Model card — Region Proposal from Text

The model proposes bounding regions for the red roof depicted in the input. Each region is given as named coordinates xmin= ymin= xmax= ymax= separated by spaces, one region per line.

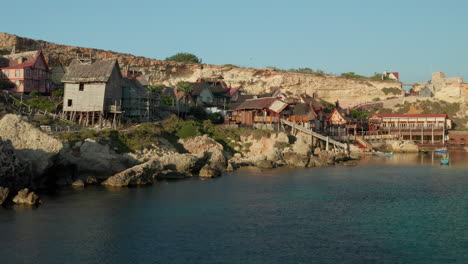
xmin=227 ymin=86 xmax=241 ymax=96
xmin=392 ymin=72 xmax=399 ymax=80
xmin=0 ymin=50 xmax=45 ymax=70
xmin=375 ymin=113 xmax=448 ymax=118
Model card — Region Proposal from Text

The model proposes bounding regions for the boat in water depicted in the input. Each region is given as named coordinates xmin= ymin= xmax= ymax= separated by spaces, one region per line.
xmin=440 ymin=157 xmax=450 ymax=165
xmin=435 ymin=148 xmax=447 ymax=153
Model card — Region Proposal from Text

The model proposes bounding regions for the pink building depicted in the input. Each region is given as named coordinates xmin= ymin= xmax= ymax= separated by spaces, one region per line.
xmin=0 ymin=50 xmax=51 ymax=93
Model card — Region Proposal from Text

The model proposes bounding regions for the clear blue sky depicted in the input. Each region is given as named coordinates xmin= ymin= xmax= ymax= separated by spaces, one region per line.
xmin=4 ymin=0 xmax=468 ymax=83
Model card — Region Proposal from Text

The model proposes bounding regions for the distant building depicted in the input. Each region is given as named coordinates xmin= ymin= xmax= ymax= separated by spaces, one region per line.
xmin=369 ymin=113 xmax=451 ymax=144
xmin=382 ymin=71 xmax=399 ymax=81
xmin=0 ymin=50 xmax=51 ymax=93
xmin=61 ymin=59 xmax=123 ymax=127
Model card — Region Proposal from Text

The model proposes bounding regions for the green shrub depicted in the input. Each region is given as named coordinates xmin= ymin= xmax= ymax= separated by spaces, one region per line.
xmin=27 ymin=98 xmax=55 ymax=112
xmin=176 ymin=124 xmax=200 ymax=139
xmin=52 ymin=89 xmax=64 ymax=97
xmin=208 ymin=112 xmax=224 ymax=124
xmin=189 ymin=106 xmax=207 ymax=119
xmin=165 ymin=53 xmax=202 ymax=63
xmin=29 ymin=90 xmax=41 ymax=96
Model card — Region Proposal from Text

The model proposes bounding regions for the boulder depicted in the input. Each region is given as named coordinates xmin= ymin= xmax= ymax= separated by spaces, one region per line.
xmin=255 ymin=160 xmax=275 ymax=169
xmin=0 ymin=187 xmax=9 ymax=206
xmin=103 ymin=159 xmax=162 ymax=187
xmin=226 ymin=163 xmax=234 ymax=172
xmin=0 ymin=137 xmax=31 ymax=190
xmin=179 ymin=135 xmax=223 ymax=154
xmin=318 ymin=151 xmax=336 ymax=165
xmin=199 ymin=164 xmax=221 ymax=178
xmin=292 ymin=134 xmax=312 ymax=156
xmin=158 ymin=153 xmax=199 ymax=176
xmin=58 ymin=139 xmax=136 ymax=180
xmin=207 ymin=149 xmax=227 ymax=171
xmin=0 ymin=114 xmax=63 ymax=176
xmin=12 ymin=188 xmax=41 ymax=206
xmin=283 ymin=151 xmax=309 ymax=168
xmin=71 ymin=179 xmax=85 ymax=187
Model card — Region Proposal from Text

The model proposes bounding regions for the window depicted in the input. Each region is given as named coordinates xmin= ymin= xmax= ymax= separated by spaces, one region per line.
xmin=67 ymin=99 xmax=73 ymax=107
xmin=15 ymin=70 xmax=20 ymax=77
xmin=4 ymin=70 xmax=9 ymax=78
xmin=15 ymin=80 xmax=20 ymax=87
xmin=79 ymin=83 xmax=84 ymax=91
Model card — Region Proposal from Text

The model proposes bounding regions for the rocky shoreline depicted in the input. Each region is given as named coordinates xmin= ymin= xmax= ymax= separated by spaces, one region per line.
xmin=0 ymin=114 xmax=355 ymax=207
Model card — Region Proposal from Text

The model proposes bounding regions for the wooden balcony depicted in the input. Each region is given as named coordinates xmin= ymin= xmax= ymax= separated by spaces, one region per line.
xmin=254 ymin=116 xmax=279 ymax=123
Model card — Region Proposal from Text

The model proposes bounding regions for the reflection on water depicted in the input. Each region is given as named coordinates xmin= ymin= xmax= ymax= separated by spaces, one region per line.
xmin=359 ymin=150 xmax=468 ymax=168
xmin=0 ymin=153 xmax=467 ymax=264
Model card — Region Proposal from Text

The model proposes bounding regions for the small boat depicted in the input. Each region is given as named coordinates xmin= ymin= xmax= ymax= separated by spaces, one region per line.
xmin=374 ymin=152 xmax=393 ymax=157
xmin=440 ymin=157 xmax=450 ymax=165
xmin=435 ymin=148 xmax=447 ymax=153
xmin=419 ymin=150 xmax=429 ymax=154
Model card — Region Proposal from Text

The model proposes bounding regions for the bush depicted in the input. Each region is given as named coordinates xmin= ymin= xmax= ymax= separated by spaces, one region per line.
xmin=176 ymin=123 xmax=200 ymax=139
xmin=208 ymin=112 xmax=224 ymax=124
xmin=52 ymin=89 xmax=64 ymax=97
xmin=165 ymin=53 xmax=202 ymax=63
xmin=27 ymin=98 xmax=55 ymax=112
xmin=29 ymin=90 xmax=41 ymax=96
xmin=0 ymin=79 xmax=14 ymax=90
xmin=189 ymin=106 xmax=207 ymax=120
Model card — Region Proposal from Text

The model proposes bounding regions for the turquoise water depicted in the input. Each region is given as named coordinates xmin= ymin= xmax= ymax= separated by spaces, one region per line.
xmin=0 ymin=153 xmax=467 ymax=264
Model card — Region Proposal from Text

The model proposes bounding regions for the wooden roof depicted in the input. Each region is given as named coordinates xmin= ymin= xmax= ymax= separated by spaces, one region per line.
xmin=62 ymin=59 xmax=120 ymax=83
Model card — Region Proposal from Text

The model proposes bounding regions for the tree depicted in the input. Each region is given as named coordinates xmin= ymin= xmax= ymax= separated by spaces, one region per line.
xmin=146 ymin=85 xmax=165 ymax=93
xmin=165 ymin=53 xmax=202 ymax=63
xmin=177 ymin=82 xmax=193 ymax=93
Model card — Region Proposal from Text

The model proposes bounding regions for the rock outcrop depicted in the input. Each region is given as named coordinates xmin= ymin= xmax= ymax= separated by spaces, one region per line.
xmin=158 ymin=153 xmax=199 ymax=178
xmin=0 ymin=114 xmax=62 ymax=177
xmin=57 ymin=139 xmax=137 ymax=183
xmin=0 ymin=137 xmax=31 ymax=191
xmin=0 ymin=187 xmax=9 ymax=206
xmin=103 ymin=159 xmax=162 ymax=187
xmin=0 ymin=33 xmax=403 ymax=105
xmin=12 ymin=188 xmax=41 ymax=206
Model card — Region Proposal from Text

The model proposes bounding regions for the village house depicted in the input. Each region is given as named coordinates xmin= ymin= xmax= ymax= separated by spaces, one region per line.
xmin=121 ymin=77 xmax=160 ymax=122
xmin=230 ymin=97 xmax=288 ymax=130
xmin=0 ymin=50 xmax=51 ymax=93
xmin=368 ymin=113 xmax=451 ymax=144
xmin=61 ymin=58 xmax=123 ymax=127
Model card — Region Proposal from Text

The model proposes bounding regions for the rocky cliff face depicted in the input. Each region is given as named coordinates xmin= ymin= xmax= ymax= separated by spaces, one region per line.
xmin=0 ymin=33 xmax=403 ymax=105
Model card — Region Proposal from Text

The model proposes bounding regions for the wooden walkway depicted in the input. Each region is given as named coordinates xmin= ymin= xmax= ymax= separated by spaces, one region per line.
xmin=280 ymin=119 xmax=348 ymax=150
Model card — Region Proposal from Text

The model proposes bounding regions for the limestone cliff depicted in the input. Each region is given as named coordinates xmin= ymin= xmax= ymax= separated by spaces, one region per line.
xmin=0 ymin=33 xmax=402 ymax=105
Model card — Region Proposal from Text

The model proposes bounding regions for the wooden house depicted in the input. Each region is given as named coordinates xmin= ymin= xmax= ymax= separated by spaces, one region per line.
xmin=0 ymin=50 xmax=51 ymax=93
xmin=231 ymin=97 xmax=288 ymax=127
xmin=61 ymin=59 xmax=123 ymax=127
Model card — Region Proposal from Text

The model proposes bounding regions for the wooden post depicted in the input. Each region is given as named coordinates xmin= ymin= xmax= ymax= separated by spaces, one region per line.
xmin=431 ymin=125 xmax=434 ymax=145
xmin=326 ymin=137 xmax=329 ymax=151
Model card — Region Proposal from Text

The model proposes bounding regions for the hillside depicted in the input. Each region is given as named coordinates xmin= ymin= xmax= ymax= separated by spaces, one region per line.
xmin=0 ymin=33 xmax=403 ymax=106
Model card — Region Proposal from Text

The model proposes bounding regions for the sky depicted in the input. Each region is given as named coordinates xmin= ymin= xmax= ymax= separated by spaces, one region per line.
xmin=3 ymin=0 xmax=468 ymax=83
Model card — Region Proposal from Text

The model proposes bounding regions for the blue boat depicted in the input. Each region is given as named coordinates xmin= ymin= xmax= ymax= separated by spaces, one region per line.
xmin=435 ymin=148 xmax=447 ymax=153
xmin=440 ymin=157 xmax=450 ymax=165
xmin=374 ymin=152 xmax=393 ymax=157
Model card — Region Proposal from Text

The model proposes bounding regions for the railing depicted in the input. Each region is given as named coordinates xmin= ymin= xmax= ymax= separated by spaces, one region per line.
xmin=280 ymin=119 xmax=348 ymax=150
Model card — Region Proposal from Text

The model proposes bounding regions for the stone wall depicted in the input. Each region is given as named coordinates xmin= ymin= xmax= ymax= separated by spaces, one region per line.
xmin=0 ymin=33 xmax=403 ymax=104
